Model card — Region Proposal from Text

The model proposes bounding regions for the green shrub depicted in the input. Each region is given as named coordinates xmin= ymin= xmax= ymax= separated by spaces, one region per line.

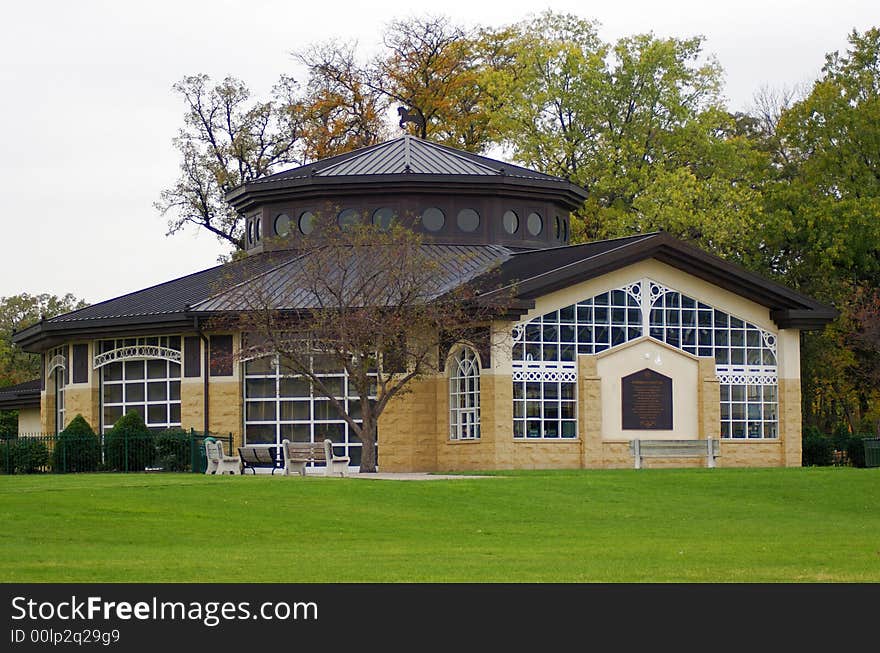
xmin=104 ymin=411 xmax=156 ymax=472
xmin=845 ymin=435 xmax=868 ymax=468
xmin=802 ymin=426 xmax=834 ymax=466
xmin=53 ymin=415 xmax=101 ymax=473
xmin=0 ymin=438 xmax=49 ymax=473
xmin=155 ymin=428 xmax=190 ymax=471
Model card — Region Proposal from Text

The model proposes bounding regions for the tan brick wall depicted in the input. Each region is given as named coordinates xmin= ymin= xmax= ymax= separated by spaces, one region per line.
xmin=63 ymin=385 xmax=99 ymax=432
xmin=208 ymin=380 xmax=242 ymax=447
xmin=580 ymin=356 xmax=603 ymax=468
xmin=698 ymin=358 xmax=721 ymax=441
xmin=40 ymin=392 xmax=54 ymax=434
xmin=377 ymin=377 xmax=441 ymax=472
xmin=180 ymin=380 xmax=206 ymax=434
xmin=718 ymin=441 xmax=784 ymax=467
xmin=780 ymin=378 xmax=802 ymax=467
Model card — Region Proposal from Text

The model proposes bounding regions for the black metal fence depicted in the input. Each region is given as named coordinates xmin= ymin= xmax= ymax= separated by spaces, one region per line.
xmin=0 ymin=430 xmax=233 ymax=475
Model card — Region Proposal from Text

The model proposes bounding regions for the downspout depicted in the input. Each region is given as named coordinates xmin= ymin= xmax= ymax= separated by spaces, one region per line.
xmin=194 ymin=316 xmax=210 ymax=435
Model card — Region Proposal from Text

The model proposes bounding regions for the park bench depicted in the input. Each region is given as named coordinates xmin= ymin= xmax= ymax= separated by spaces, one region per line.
xmin=204 ymin=440 xmax=241 ymax=475
xmin=282 ymin=439 xmax=351 ymax=477
xmin=238 ymin=445 xmax=282 ymax=475
xmin=630 ymin=439 xmax=720 ymax=469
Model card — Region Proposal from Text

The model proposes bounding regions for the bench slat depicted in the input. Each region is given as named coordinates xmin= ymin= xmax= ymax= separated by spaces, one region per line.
xmin=631 ymin=439 xmax=719 ymax=469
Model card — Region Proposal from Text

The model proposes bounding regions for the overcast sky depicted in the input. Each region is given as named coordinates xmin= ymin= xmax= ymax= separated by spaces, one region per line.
xmin=0 ymin=0 xmax=876 ymax=306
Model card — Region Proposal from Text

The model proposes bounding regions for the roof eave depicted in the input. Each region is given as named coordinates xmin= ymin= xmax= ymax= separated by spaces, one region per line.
xmin=227 ymin=174 xmax=588 ymax=213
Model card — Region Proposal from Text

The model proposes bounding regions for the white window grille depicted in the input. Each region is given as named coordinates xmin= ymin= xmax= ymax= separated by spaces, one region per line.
xmin=511 ymin=279 xmax=780 ymax=440
xmin=449 ymin=346 xmax=481 ymax=440
xmin=99 ymin=337 xmax=182 ymax=432
xmin=243 ymin=354 xmax=374 ymax=468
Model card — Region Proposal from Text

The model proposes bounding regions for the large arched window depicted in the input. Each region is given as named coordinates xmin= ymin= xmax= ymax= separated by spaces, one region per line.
xmin=449 ymin=346 xmax=481 ymax=440
xmin=512 ymin=279 xmax=779 ymax=440
xmin=96 ymin=336 xmax=182 ymax=432
xmin=648 ymin=282 xmax=778 ymax=439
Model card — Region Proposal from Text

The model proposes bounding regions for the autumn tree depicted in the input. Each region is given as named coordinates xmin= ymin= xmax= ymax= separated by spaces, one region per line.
xmin=294 ymin=41 xmax=389 ymax=160
xmin=156 ymin=74 xmax=306 ymax=251
xmin=215 ymin=218 xmax=509 ymax=472
xmin=296 ymin=16 xmax=507 ymax=152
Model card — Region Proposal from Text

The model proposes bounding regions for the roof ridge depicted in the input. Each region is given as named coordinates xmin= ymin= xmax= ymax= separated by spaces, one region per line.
xmin=509 ymin=232 xmax=659 ymax=256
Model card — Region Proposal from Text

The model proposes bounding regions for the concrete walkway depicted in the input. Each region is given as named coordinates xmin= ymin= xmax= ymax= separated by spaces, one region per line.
xmin=347 ymin=472 xmax=494 ymax=480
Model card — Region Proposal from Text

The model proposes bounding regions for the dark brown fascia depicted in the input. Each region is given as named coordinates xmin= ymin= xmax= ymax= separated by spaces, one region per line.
xmin=0 ymin=391 xmax=41 ymax=410
xmin=480 ymin=232 xmax=838 ymax=329
xmin=12 ymin=314 xmax=196 ymax=353
xmin=226 ymin=174 xmax=589 ymax=214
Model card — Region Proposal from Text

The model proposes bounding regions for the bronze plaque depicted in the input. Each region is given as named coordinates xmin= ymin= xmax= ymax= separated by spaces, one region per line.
xmin=622 ymin=368 xmax=673 ymax=430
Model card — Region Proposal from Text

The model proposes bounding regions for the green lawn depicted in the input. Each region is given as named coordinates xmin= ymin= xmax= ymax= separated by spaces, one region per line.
xmin=0 ymin=468 xmax=878 ymax=583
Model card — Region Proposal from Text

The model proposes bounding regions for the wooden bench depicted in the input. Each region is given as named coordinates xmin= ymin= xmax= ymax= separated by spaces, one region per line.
xmin=238 ymin=445 xmax=282 ymax=475
xmin=282 ymin=439 xmax=351 ymax=477
xmin=630 ymin=439 xmax=720 ymax=469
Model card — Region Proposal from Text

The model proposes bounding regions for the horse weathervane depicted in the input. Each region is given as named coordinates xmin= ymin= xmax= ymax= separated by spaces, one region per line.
xmin=397 ymin=106 xmax=425 ymax=135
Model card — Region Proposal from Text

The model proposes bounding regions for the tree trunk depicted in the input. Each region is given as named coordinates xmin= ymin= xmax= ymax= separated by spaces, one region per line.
xmin=359 ymin=420 xmax=378 ymax=473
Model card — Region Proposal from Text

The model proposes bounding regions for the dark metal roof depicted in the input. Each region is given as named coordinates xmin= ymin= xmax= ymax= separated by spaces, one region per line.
xmin=11 ymin=251 xmax=299 ymax=350
xmin=0 ymin=379 xmax=41 ymax=410
xmin=226 ymin=136 xmax=589 ymax=215
xmin=192 ymin=244 xmax=513 ymax=313
xmin=12 ymin=232 xmax=837 ymax=352
xmin=255 ymin=136 xmax=565 ymax=182
xmin=478 ymin=231 xmax=838 ymax=328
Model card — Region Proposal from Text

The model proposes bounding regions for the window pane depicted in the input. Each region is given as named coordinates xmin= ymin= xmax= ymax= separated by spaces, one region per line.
xmin=124 ymin=361 xmax=144 ymax=380
xmin=147 ymin=359 xmax=167 ymax=379
xmin=125 ymin=383 xmax=145 ymax=403
xmin=147 ymin=382 xmax=167 ymax=402
xmin=103 ymin=384 xmax=123 ymax=404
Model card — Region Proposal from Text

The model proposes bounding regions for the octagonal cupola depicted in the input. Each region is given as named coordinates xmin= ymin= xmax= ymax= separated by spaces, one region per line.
xmin=227 ymin=135 xmax=589 ymax=253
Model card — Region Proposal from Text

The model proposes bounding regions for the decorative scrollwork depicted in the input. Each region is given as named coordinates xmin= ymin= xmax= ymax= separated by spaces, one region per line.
xmin=47 ymin=355 xmax=66 ymax=374
xmin=93 ymin=345 xmax=181 ymax=369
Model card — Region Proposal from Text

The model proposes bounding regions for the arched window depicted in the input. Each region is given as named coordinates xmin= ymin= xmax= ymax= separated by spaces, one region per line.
xmin=449 ymin=346 xmax=481 ymax=440
xmin=96 ymin=336 xmax=182 ymax=432
xmin=511 ymin=278 xmax=779 ymax=440
xmin=48 ymin=346 xmax=67 ymax=434
xmin=648 ymin=282 xmax=778 ymax=439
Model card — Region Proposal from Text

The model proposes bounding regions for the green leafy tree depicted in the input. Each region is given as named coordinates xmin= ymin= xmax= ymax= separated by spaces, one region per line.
xmin=764 ymin=28 xmax=880 ymax=431
xmin=156 ymin=74 xmax=307 ymax=251
xmin=493 ymin=11 xmax=773 ymax=265
xmin=0 ymin=293 xmax=88 ymax=386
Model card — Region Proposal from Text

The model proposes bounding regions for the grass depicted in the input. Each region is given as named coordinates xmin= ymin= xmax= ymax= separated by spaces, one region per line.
xmin=0 ymin=467 xmax=878 ymax=583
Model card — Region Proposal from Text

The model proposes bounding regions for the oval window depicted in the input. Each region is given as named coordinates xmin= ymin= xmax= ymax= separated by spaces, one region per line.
xmin=337 ymin=208 xmax=360 ymax=231
xmin=502 ymin=210 xmax=519 ymax=234
xmin=555 ymin=216 xmax=561 ymax=240
xmin=527 ymin=212 xmax=543 ymax=236
xmin=255 ymin=218 xmax=262 ymax=241
xmin=421 ymin=207 xmax=445 ymax=232
xmin=247 ymin=220 xmax=254 ymax=244
xmin=274 ymin=214 xmax=291 ymax=237
xmin=456 ymin=208 xmax=480 ymax=233
xmin=372 ymin=207 xmax=395 ymax=231
xmin=563 ymin=219 xmax=569 ymax=242
xmin=299 ymin=211 xmax=316 ymax=235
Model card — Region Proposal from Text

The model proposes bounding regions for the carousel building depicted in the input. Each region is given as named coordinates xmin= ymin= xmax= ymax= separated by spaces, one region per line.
xmin=12 ymin=136 xmax=836 ymax=470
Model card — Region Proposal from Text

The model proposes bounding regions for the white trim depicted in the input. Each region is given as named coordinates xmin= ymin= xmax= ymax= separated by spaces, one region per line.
xmin=47 ymin=355 xmax=66 ymax=374
xmin=94 ymin=345 xmax=182 ymax=369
